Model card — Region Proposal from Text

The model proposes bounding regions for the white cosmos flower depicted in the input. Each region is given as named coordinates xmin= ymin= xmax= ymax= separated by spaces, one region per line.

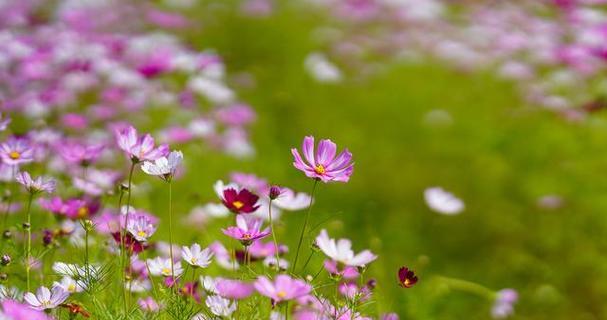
xmin=52 ymin=276 xmax=86 ymax=294
xmin=24 ymin=286 xmax=69 ymax=310
xmin=273 ymin=188 xmax=311 ymax=211
xmin=147 ymin=257 xmax=183 ymax=277
xmin=182 ymin=243 xmax=214 ymax=268
xmin=304 ymin=52 xmax=342 ymax=83
xmin=315 ymin=229 xmax=377 ymax=267
xmin=424 ymin=187 xmax=464 ymax=215
xmin=205 ymin=295 xmax=237 ymax=317
xmin=141 ymin=150 xmax=183 ymax=181
xmin=200 ymin=275 xmax=218 ymax=294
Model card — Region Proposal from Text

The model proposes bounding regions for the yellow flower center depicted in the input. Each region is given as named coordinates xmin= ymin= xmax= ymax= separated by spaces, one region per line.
xmin=68 ymin=284 xmax=76 ymax=292
xmin=277 ymin=291 xmax=287 ymax=299
xmin=161 ymin=267 xmax=171 ymax=275
xmin=191 ymin=258 xmax=198 ymax=264
xmin=404 ymin=279 xmax=411 ymax=287
xmin=233 ymin=201 xmax=244 ymax=209
xmin=314 ymin=164 xmax=326 ymax=175
xmin=8 ymin=151 xmax=20 ymax=160
xmin=137 ymin=231 xmax=147 ymax=238
xmin=41 ymin=300 xmax=52 ymax=307
xmin=77 ymin=207 xmax=89 ymax=218
xmin=242 ymin=233 xmax=252 ymax=240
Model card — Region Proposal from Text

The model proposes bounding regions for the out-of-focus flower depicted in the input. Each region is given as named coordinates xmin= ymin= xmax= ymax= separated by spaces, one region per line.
xmin=316 ymin=229 xmax=377 ymax=267
xmin=58 ymin=141 xmax=104 ymax=166
xmin=254 ymin=275 xmax=312 ymax=305
xmin=273 ymin=188 xmax=311 ymax=211
xmin=1 ymin=300 xmax=50 ymax=320
xmin=147 ymin=257 xmax=183 ymax=277
xmin=205 ymin=295 xmax=237 ymax=317
xmin=305 ymin=52 xmax=342 ymax=83
xmin=223 ymin=215 xmax=270 ymax=246
xmin=292 ymin=136 xmax=353 ymax=183
xmin=138 ymin=297 xmax=160 ymax=312
xmin=0 ymin=137 xmax=34 ymax=166
xmin=263 ymin=256 xmax=289 ymax=271
xmin=215 ymin=279 xmax=255 ymax=300
xmin=424 ymin=187 xmax=464 ymax=215
xmin=141 ymin=150 xmax=183 ymax=182
xmin=397 ymin=267 xmax=418 ymax=288
xmin=52 ymin=276 xmax=86 ymax=294
xmin=16 ymin=172 xmax=55 ymax=194
xmin=209 ymin=241 xmax=239 ymax=270
xmin=115 ymin=125 xmax=168 ymax=163
xmin=491 ymin=289 xmax=518 ymax=319
xmin=181 ymin=243 xmax=213 ymax=268
xmin=0 ymin=114 xmax=11 ymax=132
xmin=23 ymin=286 xmax=69 ymax=310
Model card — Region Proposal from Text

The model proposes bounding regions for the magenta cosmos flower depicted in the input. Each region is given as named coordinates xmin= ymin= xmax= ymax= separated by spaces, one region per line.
xmin=1 ymin=300 xmax=50 ymax=320
xmin=221 ymin=187 xmax=260 ymax=214
xmin=254 ymin=274 xmax=311 ymax=305
xmin=115 ymin=125 xmax=168 ymax=163
xmin=215 ymin=278 xmax=255 ymax=300
xmin=397 ymin=266 xmax=418 ymax=288
xmin=222 ymin=215 xmax=270 ymax=246
xmin=291 ymin=136 xmax=353 ymax=183
xmin=0 ymin=137 xmax=35 ymax=166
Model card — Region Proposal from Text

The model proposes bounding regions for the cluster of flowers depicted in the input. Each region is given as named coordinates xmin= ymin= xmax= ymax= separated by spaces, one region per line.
xmin=305 ymin=0 xmax=607 ymax=117
xmin=0 ymin=0 xmax=256 ymax=159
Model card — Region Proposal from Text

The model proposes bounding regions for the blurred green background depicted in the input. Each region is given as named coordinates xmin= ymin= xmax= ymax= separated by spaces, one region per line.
xmin=143 ymin=2 xmax=607 ymax=319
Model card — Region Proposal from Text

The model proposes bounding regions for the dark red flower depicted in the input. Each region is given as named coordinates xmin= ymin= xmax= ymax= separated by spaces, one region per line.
xmin=221 ymin=188 xmax=260 ymax=214
xmin=398 ymin=266 xmax=418 ymax=288
xmin=112 ymin=232 xmax=147 ymax=254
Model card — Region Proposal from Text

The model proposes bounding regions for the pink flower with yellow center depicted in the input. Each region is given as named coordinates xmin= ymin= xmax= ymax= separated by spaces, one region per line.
xmin=291 ymin=136 xmax=353 ymax=183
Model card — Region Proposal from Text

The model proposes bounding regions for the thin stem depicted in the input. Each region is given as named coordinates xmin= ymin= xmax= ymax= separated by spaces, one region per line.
xmin=24 ymin=192 xmax=33 ymax=292
xmin=121 ymin=162 xmax=136 ymax=314
xmin=168 ymin=181 xmax=175 ymax=282
xmin=291 ymin=180 xmax=318 ymax=272
xmin=299 ymin=251 xmax=315 ymax=274
xmin=268 ymin=200 xmax=281 ymax=272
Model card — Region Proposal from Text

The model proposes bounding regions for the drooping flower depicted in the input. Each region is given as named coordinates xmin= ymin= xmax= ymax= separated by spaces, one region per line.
xmin=205 ymin=295 xmax=237 ymax=317
xmin=222 ymin=215 xmax=270 ymax=246
xmin=291 ymin=136 xmax=353 ymax=182
xmin=141 ymin=150 xmax=183 ymax=182
xmin=147 ymin=257 xmax=183 ymax=277
xmin=0 ymin=137 xmax=34 ymax=166
xmin=254 ymin=275 xmax=312 ymax=305
xmin=491 ymin=289 xmax=518 ymax=319
xmin=397 ymin=267 xmax=418 ymax=288
xmin=220 ymin=187 xmax=260 ymax=214
xmin=181 ymin=243 xmax=213 ymax=268
xmin=215 ymin=278 xmax=255 ymax=300
xmin=424 ymin=187 xmax=464 ymax=215
xmin=315 ymin=229 xmax=377 ymax=267
xmin=15 ymin=172 xmax=55 ymax=194
xmin=1 ymin=300 xmax=50 ymax=320
xmin=24 ymin=286 xmax=69 ymax=310
xmin=115 ymin=125 xmax=168 ymax=162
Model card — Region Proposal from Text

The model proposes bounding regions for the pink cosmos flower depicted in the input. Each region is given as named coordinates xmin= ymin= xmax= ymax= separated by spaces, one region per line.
xmin=0 ymin=137 xmax=34 ymax=166
xmin=291 ymin=136 xmax=353 ymax=183
xmin=248 ymin=240 xmax=287 ymax=259
xmin=115 ymin=125 xmax=168 ymax=162
xmin=58 ymin=141 xmax=104 ymax=166
xmin=138 ymin=297 xmax=160 ymax=312
xmin=24 ymin=286 xmax=69 ymax=310
xmin=215 ymin=278 xmax=255 ymax=300
xmin=15 ymin=171 xmax=55 ymax=194
xmin=127 ymin=215 xmax=157 ymax=242
xmin=254 ymin=274 xmax=312 ymax=305
xmin=1 ymin=300 xmax=50 ymax=320
xmin=222 ymin=215 xmax=270 ymax=246
xmin=209 ymin=241 xmax=239 ymax=270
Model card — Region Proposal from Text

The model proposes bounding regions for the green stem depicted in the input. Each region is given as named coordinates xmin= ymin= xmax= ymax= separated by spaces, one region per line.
xmin=24 ymin=192 xmax=33 ymax=292
xmin=268 ymin=200 xmax=281 ymax=272
xmin=121 ymin=162 xmax=136 ymax=314
xmin=299 ymin=251 xmax=315 ymax=274
xmin=291 ymin=180 xmax=318 ymax=272
xmin=168 ymin=181 xmax=175 ymax=283
xmin=436 ymin=276 xmax=495 ymax=299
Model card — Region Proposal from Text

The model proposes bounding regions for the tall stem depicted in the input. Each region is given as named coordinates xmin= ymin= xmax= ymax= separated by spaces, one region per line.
xmin=268 ymin=200 xmax=281 ymax=272
xmin=121 ymin=162 xmax=135 ymax=314
xmin=291 ymin=180 xmax=318 ymax=272
xmin=24 ymin=192 xmax=33 ymax=292
xmin=436 ymin=276 xmax=495 ymax=299
xmin=168 ymin=181 xmax=175 ymax=281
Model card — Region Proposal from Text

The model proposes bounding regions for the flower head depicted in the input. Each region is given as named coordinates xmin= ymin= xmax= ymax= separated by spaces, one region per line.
xmin=115 ymin=125 xmax=168 ymax=162
xmin=138 ymin=297 xmax=160 ymax=313
xmin=127 ymin=215 xmax=157 ymax=242
xmin=53 ymin=276 xmax=86 ymax=294
xmin=181 ymin=243 xmax=213 ymax=268
xmin=424 ymin=187 xmax=464 ymax=215
xmin=397 ymin=267 xmax=418 ymax=288
xmin=492 ymin=289 xmax=518 ymax=319
xmin=24 ymin=286 xmax=69 ymax=310
xmin=58 ymin=141 xmax=104 ymax=166
xmin=141 ymin=150 xmax=183 ymax=182
xmin=215 ymin=278 xmax=255 ymax=300
xmin=254 ymin=275 xmax=312 ymax=305
xmin=222 ymin=215 xmax=270 ymax=246
xmin=221 ymin=187 xmax=260 ymax=214
xmin=0 ymin=137 xmax=34 ymax=166
xmin=205 ymin=295 xmax=237 ymax=317
xmin=16 ymin=172 xmax=55 ymax=194
xmin=1 ymin=300 xmax=50 ymax=320
xmin=291 ymin=136 xmax=353 ymax=182
xmin=315 ymin=229 xmax=377 ymax=267
xmin=147 ymin=257 xmax=183 ymax=277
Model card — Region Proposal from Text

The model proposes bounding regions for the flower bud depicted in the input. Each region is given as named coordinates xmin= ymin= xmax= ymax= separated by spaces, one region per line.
xmin=2 ymin=230 xmax=11 ymax=239
xmin=268 ymin=186 xmax=282 ymax=200
xmin=0 ymin=255 xmax=10 ymax=266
